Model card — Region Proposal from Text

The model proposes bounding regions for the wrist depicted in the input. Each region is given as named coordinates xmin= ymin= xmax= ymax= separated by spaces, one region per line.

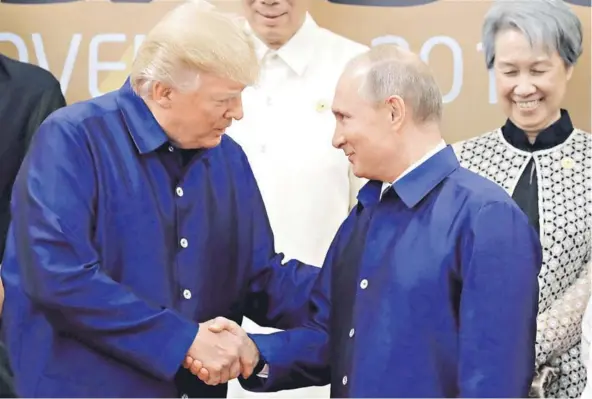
xmin=246 ymin=336 xmax=266 ymax=376
xmin=248 ymin=336 xmax=260 ymax=364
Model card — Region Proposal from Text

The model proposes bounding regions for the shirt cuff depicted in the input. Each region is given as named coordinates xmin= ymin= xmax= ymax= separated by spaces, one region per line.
xmin=253 ymin=353 xmax=268 ymax=378
xmin=257 ymin=364 xmax=269 ymax=379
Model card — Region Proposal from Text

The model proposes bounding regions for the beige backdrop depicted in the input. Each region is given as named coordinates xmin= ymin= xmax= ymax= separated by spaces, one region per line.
xmin=0 ymin=0 xmax=589 ymax=142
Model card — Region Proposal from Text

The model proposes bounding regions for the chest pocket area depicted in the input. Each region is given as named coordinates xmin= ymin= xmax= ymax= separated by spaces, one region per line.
xmin=279 ymin=85 xmax=342 ymax=167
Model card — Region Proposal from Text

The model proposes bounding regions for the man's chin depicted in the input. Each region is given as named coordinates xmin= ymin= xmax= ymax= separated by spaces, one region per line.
xmin=351 ymin=164 xmax=365 ymax=179
xmin=202 ymin=135 xmax=224 ymax=149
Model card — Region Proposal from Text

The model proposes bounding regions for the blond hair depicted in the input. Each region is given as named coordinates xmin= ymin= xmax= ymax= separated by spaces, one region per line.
xmin=130 ymin=1 xmax=259 ymax=97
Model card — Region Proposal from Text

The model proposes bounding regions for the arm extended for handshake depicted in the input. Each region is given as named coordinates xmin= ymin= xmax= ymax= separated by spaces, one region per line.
xmin=184 ymin=317 xmax=261 ymax=386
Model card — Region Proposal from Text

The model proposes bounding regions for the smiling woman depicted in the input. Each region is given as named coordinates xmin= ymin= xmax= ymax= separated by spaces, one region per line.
xmin=453 ymin=1 xmax=590 ymax=398
xmin=480 ymin=0 xmax=582 ymax=139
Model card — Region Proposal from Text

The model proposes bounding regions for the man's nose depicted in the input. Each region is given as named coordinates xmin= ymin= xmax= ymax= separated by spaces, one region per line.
xmin=332 ymin=128 xmax=345 ymax=149
xmin=227 ymin=97 xmax=244 ymax=121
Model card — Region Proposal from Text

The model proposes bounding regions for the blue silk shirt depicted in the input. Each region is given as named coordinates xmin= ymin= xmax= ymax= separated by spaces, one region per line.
xmin=0 ymin=80 xmax=319 ymax=398
xmin=247 ymin=146 xmax=543 ymax=398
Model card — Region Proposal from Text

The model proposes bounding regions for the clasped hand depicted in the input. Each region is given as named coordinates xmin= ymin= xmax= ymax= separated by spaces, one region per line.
xmin=183 ymin=317 xmax=260 ymax=385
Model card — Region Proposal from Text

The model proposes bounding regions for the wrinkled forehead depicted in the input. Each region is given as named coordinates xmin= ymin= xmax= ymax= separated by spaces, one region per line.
xmin=196 ymin=72 xmax=246 ymax=92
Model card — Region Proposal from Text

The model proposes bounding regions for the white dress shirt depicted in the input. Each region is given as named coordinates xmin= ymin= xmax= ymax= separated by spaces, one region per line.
xmin=225 ymin=13 xmax=367 ymax=398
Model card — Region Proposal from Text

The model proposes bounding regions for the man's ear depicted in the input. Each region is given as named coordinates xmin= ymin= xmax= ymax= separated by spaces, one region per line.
xmin=151 ymin=82 xmax=174 ymax=109
xmin=385 ymin=95 xmax=406 ymax=130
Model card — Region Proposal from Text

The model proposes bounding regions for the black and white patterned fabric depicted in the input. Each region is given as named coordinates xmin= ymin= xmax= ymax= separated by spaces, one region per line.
xmin=454 ymin=129 xmax=592 ymax=398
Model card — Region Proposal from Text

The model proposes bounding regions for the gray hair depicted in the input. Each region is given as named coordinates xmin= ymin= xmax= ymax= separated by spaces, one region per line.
xmin=482 ymin=0 xmax=583 ymax=69
xmin=347 ymin=44 xmax=442 ymax=123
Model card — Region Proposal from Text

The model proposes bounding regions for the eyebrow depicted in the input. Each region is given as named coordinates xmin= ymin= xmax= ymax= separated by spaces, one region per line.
xmin=214 ymin=92 xmax=241 ymax=99
xmin=497 ymin=60 xmax=552 ymax=68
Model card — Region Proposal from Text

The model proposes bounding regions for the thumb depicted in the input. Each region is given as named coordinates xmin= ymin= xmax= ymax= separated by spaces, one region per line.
xmin=207 ymin=316 xmax=237 ymax=333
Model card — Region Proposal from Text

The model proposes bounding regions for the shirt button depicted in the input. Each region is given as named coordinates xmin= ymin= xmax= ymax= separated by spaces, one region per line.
xmin=360 ymin=279 xmax=368 ymax=289
xmin=342 ymin=375 xmax=348 ymax=385
xmin=168 ymin=146 xmax=174 ymax=152
xmin=183 ymin=289 xmax=192 ymax=299
xmin=176 ymin=187 xmax=184 ymax=197
xmin=180 ymin=238 xmax=188 ymax=248
xmin=349 ymin=328 xmax=355 ymax=338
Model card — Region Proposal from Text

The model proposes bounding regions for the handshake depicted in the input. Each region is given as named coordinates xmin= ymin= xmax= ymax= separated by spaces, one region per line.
xmin=183 ymin=317 xmax=261 ymax=386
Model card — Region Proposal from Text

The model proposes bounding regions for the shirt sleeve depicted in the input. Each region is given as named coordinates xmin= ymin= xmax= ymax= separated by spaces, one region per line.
xmin=11 ymin=117 xmax=198 ymax=382
xmin=238 ymin=193 xmax=356 ymax=392
xmin=458 ymin=200 xmax=543 ymax=398
xmin=581 ymin=271 xmax=592 ymax=367
xmin=0 ymin=80 xmax=67 ymax=265
xmin=535 ymin=261 xmax=591 ymax=367
xmin=238 ymin=151 xmax=321 ymax=330
xmin=240 ymin=226 xmax=339 ymax=392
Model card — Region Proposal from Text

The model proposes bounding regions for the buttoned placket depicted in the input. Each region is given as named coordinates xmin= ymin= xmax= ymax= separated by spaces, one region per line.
xmin=176 ymin=178 xmax=192 ymax=302
xmin=165 ymin=147 xmax=196 ymax=306
xmin=340 ymin=203 xmax=381 ymax=393
xmin=257 ymin=51 xmax=289 ymax=156
xmin=340 ymin=276 xmax=370 ymax=388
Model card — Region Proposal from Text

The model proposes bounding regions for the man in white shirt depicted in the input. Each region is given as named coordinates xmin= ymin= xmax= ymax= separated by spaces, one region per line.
xmin=225 ymin=0 xmax=367 ymax=397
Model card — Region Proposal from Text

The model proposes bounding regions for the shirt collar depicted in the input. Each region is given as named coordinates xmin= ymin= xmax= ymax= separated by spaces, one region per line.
xmin=501 ymin=109 xmax=574 ymax=152
xmin=393 ymin=144 xmax=458 ymax=208
xmin=115 ymin=78 xmax=169 ymax=155
xmin=395 ymin=139 xmax=446 ymax=183
xmin=358 ymin=143 xmax=459 ymax=209
xmin=380 ymin=139 xmax=446 ymax=199
xmin=248 ymin=13 xmax=318 ymax=77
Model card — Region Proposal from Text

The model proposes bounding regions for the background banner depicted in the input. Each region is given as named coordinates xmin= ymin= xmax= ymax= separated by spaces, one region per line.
xmin=0 ymin=0 xmax=589 ymax=142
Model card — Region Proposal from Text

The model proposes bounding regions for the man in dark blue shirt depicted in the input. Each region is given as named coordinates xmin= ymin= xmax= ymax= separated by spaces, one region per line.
xmin=189 ymin=44 xmax=543 ymax=398
xmin=0 ymin=4 xmax=319 ymax=398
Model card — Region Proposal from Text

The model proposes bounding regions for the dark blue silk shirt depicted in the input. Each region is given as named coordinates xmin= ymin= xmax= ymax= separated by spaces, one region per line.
xmin=0 ymin=80 xmax=319 ymax=398
xmin=247 ymin=147 xmax=543 ymax=398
